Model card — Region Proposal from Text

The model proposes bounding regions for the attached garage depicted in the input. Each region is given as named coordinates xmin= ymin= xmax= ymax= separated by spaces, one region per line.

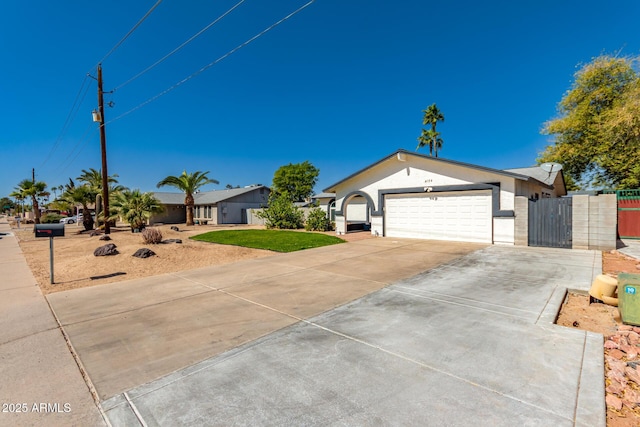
xmin=323 ymin=150 xmax=567 ymax=245
xmin=385 ymin=191 xmax=492 ymax=243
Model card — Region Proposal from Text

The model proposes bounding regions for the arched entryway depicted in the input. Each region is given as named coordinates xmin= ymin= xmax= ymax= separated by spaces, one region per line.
xmin=339 ymin=192 xmax=375 ymax=234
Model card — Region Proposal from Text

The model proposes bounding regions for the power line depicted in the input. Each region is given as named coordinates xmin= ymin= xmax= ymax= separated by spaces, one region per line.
xmin=107 ymin=0 xmax=316 ymax=125
xmin=41 ymin=1 xmax=163 ymax=175
xmin=55 ymin=123 xmax=97 ymax=176
xmin=114 ymin=0 xmax=246 ymax=92
xmin=93 ymin=0 xmax=163 ymax=69
xmin=39 ymin=75 xmax=92 ymax=170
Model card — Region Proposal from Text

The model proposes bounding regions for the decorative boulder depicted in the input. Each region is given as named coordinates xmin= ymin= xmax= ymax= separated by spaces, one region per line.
xmin=170 ymin=226 xmax=180 ymax=231
xmin=99 ymin=235 xmax=112 ymax=241
xmin=162 ymin=239 xmax=182 ymax=244
xmin=94 ymin=243 xmax=118 ymax=257
xmin=133 ymin=248 xmax=156 ymax=258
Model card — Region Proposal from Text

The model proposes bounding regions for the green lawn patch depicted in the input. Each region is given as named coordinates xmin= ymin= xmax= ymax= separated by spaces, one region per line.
xmin=190 ymin=229 xmax=345 ymax=252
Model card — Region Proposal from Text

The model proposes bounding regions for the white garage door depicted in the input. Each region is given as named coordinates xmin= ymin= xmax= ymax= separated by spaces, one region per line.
xmin=385 ymin=191 xmax=492 ymax=243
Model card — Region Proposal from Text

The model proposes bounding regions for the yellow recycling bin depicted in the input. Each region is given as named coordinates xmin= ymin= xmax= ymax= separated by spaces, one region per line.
xmin=618 ymin=273 xmax=640 ymax=326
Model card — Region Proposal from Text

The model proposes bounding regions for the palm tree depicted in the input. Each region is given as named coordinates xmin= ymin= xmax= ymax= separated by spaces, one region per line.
xmin=60 ymin=179 xmax=95 ymax=231
xmin=110 ymin=189 xmax=163 ymax=230
xmin=156 ymin=171 xmax=219 ymax=226
xmin=417 ymin=104 xmax=445 ymax=157
xmin=77 ymin=168 xmax=124 ymax=227
xmin=13 ymin=179 xmax=49 ymax=224
xmin=9 ymin=191 xmax=25 ymax=217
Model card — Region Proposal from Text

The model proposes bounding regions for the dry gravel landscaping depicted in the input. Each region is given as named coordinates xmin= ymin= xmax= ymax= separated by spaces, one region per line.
xmin=556 ymin=249 xmax=640 ymax=427
xmin=14 ymin=223 xmax=274 ymax=294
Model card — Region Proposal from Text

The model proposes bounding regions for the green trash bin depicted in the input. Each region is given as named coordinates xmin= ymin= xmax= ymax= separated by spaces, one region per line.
xmin=618 ymin=273 xmax=640 ymax=326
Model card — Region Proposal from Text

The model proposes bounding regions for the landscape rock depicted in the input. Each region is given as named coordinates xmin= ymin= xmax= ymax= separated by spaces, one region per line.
xmin=605 ymin=339 xmax=620 ymax=349
xmin=609 ymin=349 xmax=626 ymax=360
xmin=627 ymin=331 xmax=640 ymax=345
xmin=133 ymin=248 xmax=156 ymax=258
xmin=99 ymin=235 xmax=111 ymax=241
xmin=170 ymin=226 xmax=179 ymax=231
xmin=162 ymin=239 xmax=182 ymax=244
xmin=606 ymin=379 xmax=625 ymax=395
xmin=625 ymin=367 xmax=640 ymax=386
xmin=620 ymin=344 xmax=638 ymax=360
xmin=607 ymin=368 xmax=628 ymax=386
xmin=606 ymin=393 xmax=623 ymax=411
xmin=624 ymin=389 xmax=640 ymax=405
xmin=94 ymin=243 xmax=118 ymax=257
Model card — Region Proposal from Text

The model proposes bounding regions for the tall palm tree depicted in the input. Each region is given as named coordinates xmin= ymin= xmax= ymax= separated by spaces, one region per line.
xmin=156 ymin=171 xmax=219 ymax=226
xmin=110 ymin=189 xmax=163 ymax=230
xmin=417 ymin=104 xmax=445 ymax=157
xmin=13 ymin=179 xmax=49 ymax=224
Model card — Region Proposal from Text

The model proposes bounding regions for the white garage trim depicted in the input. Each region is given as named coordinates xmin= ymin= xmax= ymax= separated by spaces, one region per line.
xmin=384 ymin=190 xmax=492 ymax=243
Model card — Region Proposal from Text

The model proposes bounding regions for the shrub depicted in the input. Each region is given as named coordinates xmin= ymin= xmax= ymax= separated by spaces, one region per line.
xmin=305 ymin=207 xmax=333 ymax=231
xmin=142 ymin=227 xmax=163 ymax=244
xmin=256 ymin=192 xmax=304 ymax=229
xmin=41 ymin=213 xmax=63 ymax=224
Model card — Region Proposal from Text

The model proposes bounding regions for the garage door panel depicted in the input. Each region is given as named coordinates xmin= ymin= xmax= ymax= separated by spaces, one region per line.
xmin=385 ymin=191 xmax=492 ymax=243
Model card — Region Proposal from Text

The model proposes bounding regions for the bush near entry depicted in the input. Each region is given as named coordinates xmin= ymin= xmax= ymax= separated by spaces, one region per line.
xmin=305 ymin=207 xmax=334 ymax=232
xmin=256 ymin=192 xmax=304 ymax=229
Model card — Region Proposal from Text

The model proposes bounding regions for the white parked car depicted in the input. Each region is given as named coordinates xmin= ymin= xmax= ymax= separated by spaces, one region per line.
xmin=59 ymin=216 xmax=78 ymax=224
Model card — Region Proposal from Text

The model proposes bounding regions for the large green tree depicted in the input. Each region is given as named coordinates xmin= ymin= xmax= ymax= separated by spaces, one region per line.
xmin=272 ymin=161 xmax=319 ymax=202
xmin=416 ymin=104 xmax=445 ymax=157
xmin=539 ymin=55 xmax=640 ymax=189
xmin=156 ymin=171 xmax=218 ymax=226
xmin=0 ymin=197 xmax=15 ymax=213
xmin=13 ymin=179 xmax=49 ymax=224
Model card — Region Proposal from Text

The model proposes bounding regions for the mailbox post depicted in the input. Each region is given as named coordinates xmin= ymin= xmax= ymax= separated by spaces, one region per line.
xmin=34 ymin=224 xmax=65 ymax=284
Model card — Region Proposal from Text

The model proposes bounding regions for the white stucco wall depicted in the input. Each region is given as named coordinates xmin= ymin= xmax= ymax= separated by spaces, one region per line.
xmin=331 ymin=154 xmax=520 ymax=241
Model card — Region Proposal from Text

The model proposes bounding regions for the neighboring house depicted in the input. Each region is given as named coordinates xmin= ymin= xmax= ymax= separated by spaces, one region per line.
xmin=323 ymin=149 xmax=567 ymax=244
xmin=151 ymin=185 xmax=270 ymax=225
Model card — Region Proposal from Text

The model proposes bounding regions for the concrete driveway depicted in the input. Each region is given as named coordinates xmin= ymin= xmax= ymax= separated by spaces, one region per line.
xmin=47 ymin=238 xmax=483 ymax=400
xmin=47 ymin=240 xmax=605 ymax=426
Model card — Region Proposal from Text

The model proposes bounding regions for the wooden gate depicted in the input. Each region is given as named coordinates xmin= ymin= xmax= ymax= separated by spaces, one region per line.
xmin=528 ymin=198 xmax=573 ymax=248
xmin=609 ymin=190 xmax=640 ymax=239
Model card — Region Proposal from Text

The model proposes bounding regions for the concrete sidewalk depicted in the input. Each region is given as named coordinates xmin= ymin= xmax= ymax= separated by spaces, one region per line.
xmin=0 ymin=218 xmax=105 ymax=427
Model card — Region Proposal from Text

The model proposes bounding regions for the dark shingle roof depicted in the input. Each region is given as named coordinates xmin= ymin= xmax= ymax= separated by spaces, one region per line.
xmin=153 ymin=185 xmax=269 ymax=205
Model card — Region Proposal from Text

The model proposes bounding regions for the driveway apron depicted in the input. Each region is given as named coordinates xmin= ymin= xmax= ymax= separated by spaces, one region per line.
xmin=47 ymin=240 xmax=605 ymax=426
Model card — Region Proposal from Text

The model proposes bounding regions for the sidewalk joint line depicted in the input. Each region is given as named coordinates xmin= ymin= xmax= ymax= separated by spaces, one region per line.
xmin=43 ymin=296 xmax=113 ymax=427
xmin=572 ymin=332 xmax=588 ymax=425
xmin=124 ymin=392 xmax=148 ymax=427
xmin=393 ymin=285 xmax=538 ymax=314
xmin=390 ymin=288 xmax=532 ymax=319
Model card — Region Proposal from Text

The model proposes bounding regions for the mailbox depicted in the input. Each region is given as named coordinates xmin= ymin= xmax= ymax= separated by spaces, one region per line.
xmin=34 ymin=224 xmax=65 ymax=238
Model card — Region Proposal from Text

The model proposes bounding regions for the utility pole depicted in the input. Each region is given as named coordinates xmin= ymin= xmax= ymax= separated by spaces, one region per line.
xmin=97 ymin=64 xmax=110 ymax=234
xmin=32 ymin=168 xmax=35 ymax=183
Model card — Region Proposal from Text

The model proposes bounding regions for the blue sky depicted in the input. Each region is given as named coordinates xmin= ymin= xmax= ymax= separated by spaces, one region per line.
xmin=1 ymin=1 xmax=639 ymax=199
